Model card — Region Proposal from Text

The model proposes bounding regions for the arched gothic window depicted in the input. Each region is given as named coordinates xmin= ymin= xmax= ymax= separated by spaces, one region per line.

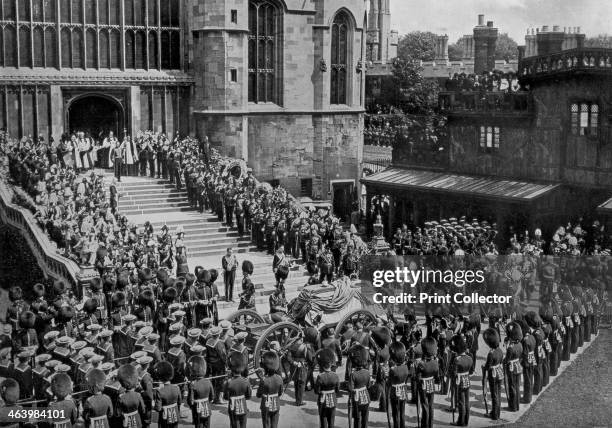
xmin=248 ymin=0 xmax=281 ymax=104
xmin=330 ymin=12 xmax=350 ymax=105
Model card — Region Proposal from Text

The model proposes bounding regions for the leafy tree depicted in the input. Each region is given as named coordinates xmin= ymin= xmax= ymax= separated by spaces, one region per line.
xmin=495 ymin=33 xmax=518 ymax=62
xmin=448 ymin=36 xmax=466 ymax=61
xmin=397 ymin=31 xmax=438 ymax=61
xmin=585 ymin=34 xmax=612 ymax=48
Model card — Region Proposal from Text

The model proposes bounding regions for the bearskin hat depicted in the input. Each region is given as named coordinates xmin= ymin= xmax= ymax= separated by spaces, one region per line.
xmin=0 ymin=378 xmax=20 ymax=405
xmin=194 ymin=266 xmax=204 ymax=279
xmin=112 ymin=292 xmax=126 ymax=308
xmin=517 ymin=319 xmax=530 ymax=336
xmin=116 ymin=270 xmax=130 ymax=288
xmin=316 ymin=348 xmax=334 ymax=369
xmin=102 ymin=273 xmax=116 ymax=290
xmin=197 ymin=269 xmax=211 ymax=284
xmin=229 ymin=352 xmax=246 ymax=374
xmin=52 ymin=280 xmax=65 ymax=295
xmin=422 ymin=336 xmax=439 ymax=358
xmin=276 ymin=264 xmax=290 ymax=280
xmin=572 ymin=300 xmax=580 ymax=314
xmin=154 ymin=361 xmax=175 ymax=383
xmin=31 ymin=300 xmax=47 ymax=313
xmin=562 ymin=302 xmax=572 ymax=317
xmin=242 ymin=260 xmax=254 ymax=275
xmin=468 ymin=313 xmax=482 ymax=330
xmin=389 ymin=341 xmax=406 ymax=364
xmin=87 ymin=369 xmax=106 ymax=394
xmin=306 ymin=260 xmax=319 ymax=275
xmin=83 ymin=299 xmax=99 ymax=314
xmin=8 ymin=286 xmax=22 ymax=302
xmin=117 ymin=364 xmax=138 ymax=390
xmin=187 ymin=356 xmax=207 ymax=378
xmin=157 ymin=269 xmax=169 ymax=283
xmin=173 ymin=279 xmax=185 ymax=293
xmin=163 ymin=287 xmax=177 ymax=303
xmin=303 ymin=327 xmax=319 ymax=346
xmin=209 ymin=269 xmax=219 ymax=283
xmin=51 ymin=373 xmax=73 ymax=399
xmin=89 ymin=277 xmax=102 ymax=291
xmin=185 ymin=273 xmax=196 ymax=287
xmin=33 ymin=283 xmax=46 ymax=297
xmin=138 ymin=268 xmax=153 ymax=284
xmin=19 ymin=311 xmax=35 ymax=329
xmin=551 ymin=317 xmax=560 ymax=331
xmin=138 ymin=289 xmax=155 ymax=308
xmin=262 ymin=351 xmax=280 ymax=372
xmin=59 ymin=306 xmax=75 ymax=321
xmin=163 ymin=277 xmax=175 ymax=290
xmin=525 ymin=311 xmax=542 ymax=329
xmin=349 ymin=344 xmax=369 ymax=368
xmin=483 ymin=328 xmax=500 ymax=349
xmin=540 ymin=306 xmax=554 ymax=323
xmin=506 ymin=321 xmax=523 ymax=341
xmin=542 ymin=323 xmax=552 ymax=336
xmin=370 ymin=326 xmax=392 ymax=348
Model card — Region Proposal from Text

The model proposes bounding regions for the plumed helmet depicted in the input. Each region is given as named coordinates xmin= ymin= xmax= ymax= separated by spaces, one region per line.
xmin=506 ymin=321 xmax=523 ymax=341
xmin=228 ymin=352 xmax=247 ymax=374
xmin=51 ymin=373 xmax=73 ymax=399
xmin=8 ymin=286 xmax=22 ymax=301
xmin=194 ymin=266 xmax=205 ymax=279
xmin=116 ymin=364 xmax=138 ymax=390
xmin=525 ymin=311 xmax=542 ymax=329
xmin=89 ymin=277 xmax=102 ymax=291
xmin=349 ymin=344 xmax=369 ymax=368
xmin=242 ymin=260 xmax=254 ymax=275
xmin=187 ymin=356 xmax=207 ymax=378
xmin=83 ymin=299 xmax=99 ymax=314
xmin=262 ymin=351 xmax=280 ymax=372
xmin=86 ymin=369 xmax=106 ymax=393
xmin=112 ymin=292 xmax=126 ymax=308
xmin=33 ymin=283 xmax=46 ymax=297
xmin=18 ymin=311 xmax=36 ymax=329
xmin=154 ymin=361 xmax=175 ymax=383
xmin=370 ymin=326 xmax=392 ymax=348
xmin=163 ymin=287 xmax=178 ymax=303
xmin=209 ymin=269 xmax=219 ymax=283
xmin=173 ymin=279 xmax=185 ymax=291
xmin=389 ymin=341 xmax=407 ymax=364
xmin=483 ymin=328 xmax=500 ymax=348
xmin=316 ymin=348 xmax=335 ymax=369
xmin=197 ymin=269 xmax=211 ymax=284
xmin=422 ymin=336 xmax=438 ymax=358
xmin=59 ymin=306 xmax=75 ymax=321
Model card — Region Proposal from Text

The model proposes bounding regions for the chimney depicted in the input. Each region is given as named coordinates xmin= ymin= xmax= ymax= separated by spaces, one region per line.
xmin=435 ymin=35 xmax=449 ymax=62
xmin=462 ymin=35 xmax=475 ymax=61
xmin=473 ymin=14 xmax=498 ymax=74
xmin=536 ymin=25 xmax=565 ymax=55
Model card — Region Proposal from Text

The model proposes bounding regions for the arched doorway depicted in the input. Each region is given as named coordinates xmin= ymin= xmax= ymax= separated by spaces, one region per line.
xmin=67 ymin=95 xmax=124 ymax=140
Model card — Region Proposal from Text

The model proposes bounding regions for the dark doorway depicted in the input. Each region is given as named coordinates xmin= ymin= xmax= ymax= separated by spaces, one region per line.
xmin=68 ymin=95 xmax=123 ymax=140
xmin=332 ymin=182 xmax=354 ymax=223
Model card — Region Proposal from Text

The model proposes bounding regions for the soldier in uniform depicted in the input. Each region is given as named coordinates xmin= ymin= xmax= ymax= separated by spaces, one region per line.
xmin=318 ymin=245 xmax=335 ymax=284
xmin=314 ymin=348 xmax=339 ymax=428
xmin=14 ymin=310 xmax=38 ymax=353
xmin=223 ymin=352 xmax=252 ymax=428
xmin=116 ymin=363 xmax=146 ymax=428
xmin=415 ymin=336 xmax=439 ymax=428
xmin=153 ymin=361 xmax=181 ymax=428
xmin=287 ymin=333 xmax=313 ymax=407
xmin=561 ymin=302 xmax=573 ymax=361
xmin=519 ymin=319 xmax=536 ymax=404
xmin=272 ymin=246 xmax=290 ymax=292
xmin=46 ymin=373 xmax=79 ymax=428
xmin=269 ymin=288 xmax=288 ymax=323
xmin=347 ymin=344 xmax=372 ymax=428
xmin=83 ymin=368 xmax=114 ymax=428
xmin=449 ymin=335 xmax=473 ymax=426
xmin=320 ymin=327 xmax=342 ymax=371
xmin=526 ymin=311 xmax=545 ymax=395
xmin=505 ymin=321 xmax=523 ymax=412
xmin=222 ymin=248 xmax=239 ymax=302
xmin=136 ymin=355 xmax=154 ymax=428
xmin=483 ymin=327 xmax=504 ymax=420
xmin=187 ymin=355 xmax=214 ymax=428
xmin=257 ymin=351 xmax=283 ymax=428
xmin=388 ymin=341 xmax=410 ymax=428
xmin=239 ymin=261 xmax=256 ymax=310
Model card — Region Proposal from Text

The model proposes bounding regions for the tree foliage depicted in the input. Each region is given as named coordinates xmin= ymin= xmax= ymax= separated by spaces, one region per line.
xmin=585 ymin=34 xmax=612 ymax=48
xmin=397 ymin=31 xmax=438 ymax=61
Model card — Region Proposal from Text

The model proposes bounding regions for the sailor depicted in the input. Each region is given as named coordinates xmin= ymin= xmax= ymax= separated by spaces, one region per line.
xmin=206 ymin=326 xmax=227 ymax=404
xmin=167 ymin=335 xmax=187 ymax=385
xmin=229 ymin=332 xmax=249 ymax=378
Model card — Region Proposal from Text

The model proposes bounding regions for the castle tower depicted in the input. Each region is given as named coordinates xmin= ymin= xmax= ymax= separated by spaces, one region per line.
xmin=367 ymin=0 xmax=394 ymax=62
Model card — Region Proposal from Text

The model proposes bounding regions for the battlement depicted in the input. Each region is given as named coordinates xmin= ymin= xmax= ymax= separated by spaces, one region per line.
xmin=519 ymin=47 xmax=612 ymax=81
xmin=523 ymin=26 xmax=585 ymax=58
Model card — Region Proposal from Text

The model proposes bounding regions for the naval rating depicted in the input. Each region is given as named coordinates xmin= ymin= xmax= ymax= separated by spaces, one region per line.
xmin=372 ymin=292 xmax=513 ymax=305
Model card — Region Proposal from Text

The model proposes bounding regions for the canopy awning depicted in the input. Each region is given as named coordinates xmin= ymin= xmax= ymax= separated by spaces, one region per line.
xmin=361 ymin=167 xmax=559 ymax=202
xmin=597 ymin=197 xmax=612 ymax=214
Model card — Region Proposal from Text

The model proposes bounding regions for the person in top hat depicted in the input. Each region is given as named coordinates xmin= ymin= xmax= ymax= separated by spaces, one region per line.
xmin=415 ymin=336 xmax=439 ymax=428
xmin=483 ymin=328 xmax=504 ymax=420
xmin=387 ymin=341 xmax=410 ymax=428
xmin=223 ymin=352 xmax=252 ymax=428
xmin=83 ymin=368 xmax=113 ymax=428
xmin=187 ymin=355 xmax=214 ymax=428
xmin=116 ymin=364 xmax=146 ymax=428
xmin=314 ymin=348 xmax=339 ymax=428
xmin=154 ymin=361 xmax=182 ymax=428
xmin=505 ymin=321 xmax=523 ymax=412
xmin=347 ymin=344 xmax=372 ymax=428
xmin=45 ymin=373 xmax=79 ymax=428
xmin=256 ymin=351 xmax=283 ymax=428
xmin=449 ymin=335 xmax=473 ymax=426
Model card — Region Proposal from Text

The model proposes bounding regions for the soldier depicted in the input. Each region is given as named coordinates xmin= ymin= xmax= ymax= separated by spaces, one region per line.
xmin=239 ymin=261 xmax=256 ymax=310
xmin=561 ymin=302 xmax=573 ymax=361
xmin=347 ymin=344 xmax=372 ymax=428
xmin=519 ymin=319 xmax=536 ymax=404
xmin=136 ymin=355 xmax=154 ymax=428
xmin=318 ymin=245 xmax=335 ymax=284
xmin=320 ymin=327 xmax=342 ymax=371
xmin=449 ymin=335 xmax=473 ymax=426
xmin=206 ymin=326 xmax=227 ymax=404
xmin=505 ymin=321 xmax=523 ymax=412
xmin=548 ymin=316 xmax=562 ymax=377
xmin=257 ymin=351 xmax=283 ymax=428
xmin=341 ymin=245 xmax=359 ymax=278
xmin=388 ymin=341 xmax=410 ymax=428
xmin=415 ymin=336 xmax=439 ymax=428
xmin=273 ymin=245 xmax=290 ymax=292
xmin=287 ymin=333 xmax=312 ymax=407
xmin=314 ymin=348 xmax=339 ymax=428
xmin=14 ymin=310 xmax=38 ymax=353
xmin=225 ymin=184 xmax=236 ymax=227
xmin=223 ymin=352 xmax=252 ymax=428
xmin=153 ymin=361 xmax=181 ymax=428
xmin=269 ymin=288 xmax=288 ymax=323
xmin=83 ymin=368 xmax=114 ymax=428
xmin=0 ymin=379 xmax=22 ymax=427
xmin=187 ymin=355 xmax=214 ymax=428
xmin=115 ymin=364 xmax=146 ymax=428
xmin=46 ymin=373 xmax=79 ymax=428
xmin=222 ymin=248 xmax=239 ymax=302
xmin=526 ymin=311 xmax=545 ymax=395
xmin=168 ymin=335 xmax=187 ymax=386
xmin=483 ymin=327 xmax=504 ymax=421
xmin=7 ymin=286 xmax=29 ymax=332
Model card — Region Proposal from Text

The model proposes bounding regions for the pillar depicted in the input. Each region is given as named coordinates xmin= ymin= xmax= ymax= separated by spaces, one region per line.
xmin=388 ymin=194 xmax=395 ymax=237
xmin=50 ymin=85 xmax=63 ymax=144
xmin=130 ymin=86 xmax=140 ymax=138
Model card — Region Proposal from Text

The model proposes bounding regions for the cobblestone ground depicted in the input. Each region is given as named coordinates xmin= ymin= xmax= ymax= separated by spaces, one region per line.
xmin=506 ymin=328 xmax=612 ymax=428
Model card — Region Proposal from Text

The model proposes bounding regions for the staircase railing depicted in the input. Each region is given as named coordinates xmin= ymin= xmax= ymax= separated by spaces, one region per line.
xmin=0 ymin=180 xmax=96 ymax=297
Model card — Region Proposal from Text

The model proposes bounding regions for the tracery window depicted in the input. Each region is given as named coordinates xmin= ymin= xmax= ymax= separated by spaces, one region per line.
xmin=248 ymin=0 xmax=281 ymax=104
xmin=330 ymin=12 xmax=350 ymax=105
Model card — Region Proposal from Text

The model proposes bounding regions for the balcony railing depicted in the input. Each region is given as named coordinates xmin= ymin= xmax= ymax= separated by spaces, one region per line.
xmin=438 ymin=91 xmax=533 ymax=114
xmin=519 ymin=48 xmax=612 ymax=79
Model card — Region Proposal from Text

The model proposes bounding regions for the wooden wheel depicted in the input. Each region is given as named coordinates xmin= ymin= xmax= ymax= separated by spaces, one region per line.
xmin=225 ymin=309 xmax=265 ymax=326
xmin=253 ymin=321 xmax=302 ymax=369
xmin=334 ymin=309 xmax=377 ymax=339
